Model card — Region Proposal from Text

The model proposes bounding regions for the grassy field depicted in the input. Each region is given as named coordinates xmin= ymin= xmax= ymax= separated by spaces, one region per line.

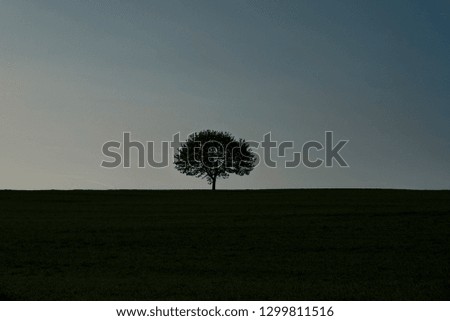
xmin=0 ymin=189 xmax=449 ymax=300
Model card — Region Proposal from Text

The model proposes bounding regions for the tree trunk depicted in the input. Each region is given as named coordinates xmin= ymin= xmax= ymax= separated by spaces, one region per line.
xmin=211 ymin=171 xmax=218 ymax=190
xmin=212 ymin=176 xmax=216 ymax=190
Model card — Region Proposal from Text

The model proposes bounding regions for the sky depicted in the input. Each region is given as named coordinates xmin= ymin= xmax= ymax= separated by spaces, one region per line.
xmin=0 ymin=0 xmax=449 ymax=190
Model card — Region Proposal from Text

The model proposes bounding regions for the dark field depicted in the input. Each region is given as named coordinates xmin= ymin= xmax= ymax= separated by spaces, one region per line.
xmin=0 ymin=189 xmax=449 ymax=300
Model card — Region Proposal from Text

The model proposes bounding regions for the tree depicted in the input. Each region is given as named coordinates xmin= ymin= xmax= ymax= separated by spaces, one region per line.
xmin=174 ymin=130 xmax=257 ymax=190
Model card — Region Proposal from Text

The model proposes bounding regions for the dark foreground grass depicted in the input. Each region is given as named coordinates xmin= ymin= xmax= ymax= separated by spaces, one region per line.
xmin=0 ymin=189 xmax=449 ymax=300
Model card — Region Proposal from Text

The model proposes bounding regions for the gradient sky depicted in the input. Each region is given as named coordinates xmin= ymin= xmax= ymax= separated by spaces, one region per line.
xmin=1 ymin=0 xmax=449 ymax=189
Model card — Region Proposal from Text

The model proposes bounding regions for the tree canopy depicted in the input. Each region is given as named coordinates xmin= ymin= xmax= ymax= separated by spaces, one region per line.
xmin=174 ymin=130 xmax=256 ymax=190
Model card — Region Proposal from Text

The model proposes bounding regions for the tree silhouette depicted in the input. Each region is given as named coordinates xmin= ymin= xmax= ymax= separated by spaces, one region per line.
xmin=174 ymin=130 xmax=257 ymax=190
